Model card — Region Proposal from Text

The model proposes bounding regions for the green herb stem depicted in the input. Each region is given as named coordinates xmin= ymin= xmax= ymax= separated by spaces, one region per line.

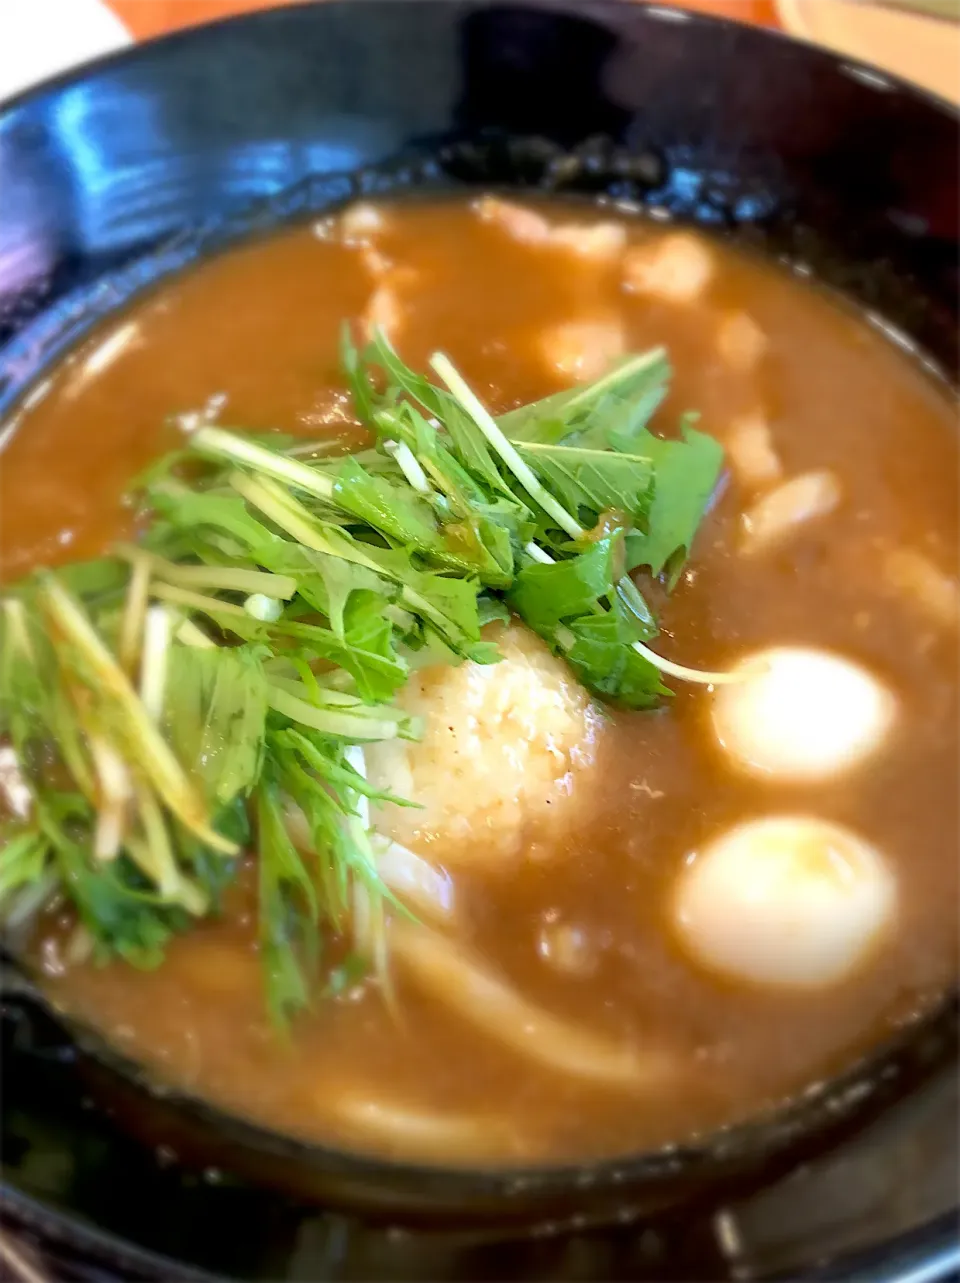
xmin=430 ymin=352 xmax=584 ymax=539
xmin=522 ymin=543 xmax=736 ymax=686
xmin=266 ymin=683 xmax=402 ymax=741
xmin=117 ymin=544 xmax=297 ymax=600
xmin=1 ymin=327 xmax=725 ymax=1022
xmin=192 ymin=426 xmax=337 ymax=504
xmin=37 ymin=576 xmax=237 ymax=855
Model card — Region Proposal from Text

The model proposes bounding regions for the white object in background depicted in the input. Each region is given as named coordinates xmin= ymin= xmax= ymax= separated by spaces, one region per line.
xmin=0 ymin=0 xmax=131 ymax=103
xmin=778 ymin=0 xmax=960 ymax=104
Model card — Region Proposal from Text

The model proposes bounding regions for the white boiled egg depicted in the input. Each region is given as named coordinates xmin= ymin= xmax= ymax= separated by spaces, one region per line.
xmin=673 ymin=816 xmax=897 ymax=988
xmin=712 ymin=646 xmax=895 ymax=781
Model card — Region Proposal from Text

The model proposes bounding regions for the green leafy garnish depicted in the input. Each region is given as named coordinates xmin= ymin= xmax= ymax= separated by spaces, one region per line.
xmin=624 ymin=420 xmax=724 ymax=582
xmin=0 ymin=324 xmax=723 ymax=1023
xmin=515 ymin=443 xmax=654 ymax=534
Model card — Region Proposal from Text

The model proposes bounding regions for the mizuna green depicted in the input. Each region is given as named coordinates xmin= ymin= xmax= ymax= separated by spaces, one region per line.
xmin=0 ymin=330 xmax=723 ymax=1022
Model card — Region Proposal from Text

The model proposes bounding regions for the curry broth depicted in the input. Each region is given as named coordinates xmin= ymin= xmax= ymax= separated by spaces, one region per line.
xmin=1 ymin=200 xmax=957 ymax=1163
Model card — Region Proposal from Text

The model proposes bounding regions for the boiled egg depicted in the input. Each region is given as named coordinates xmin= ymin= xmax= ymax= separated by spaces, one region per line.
xmin=712 ymin=646 xmax=895 ymax=781
xmin=673 ymin=816 xmax=897 ymax=988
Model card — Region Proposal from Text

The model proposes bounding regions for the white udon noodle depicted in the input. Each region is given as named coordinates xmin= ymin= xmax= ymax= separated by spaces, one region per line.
xmin=284 ymin=803 xmax=454 ymax=926
xmin=373 ymin=836 xmax=455 ymax=923
xmin=390 ymin=921 xmax=665 ymax=1091
xmin=286 ymin=623 xmax=667 ymax=1098
xmin=329 ymin=1093 xmax=528 ymax=1160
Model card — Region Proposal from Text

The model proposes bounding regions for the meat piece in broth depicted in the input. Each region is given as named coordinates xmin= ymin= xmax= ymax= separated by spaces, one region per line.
xmin=724 ymin=411 xmax=782 ymax=492
xmin=740 ymin=469 xmax=841 ymax=555
xmin=476 ymin=195 xmax=552 ymax=246
xmin=361 ymin=267 xmax=418 ymax=341
xmin=884 ymin=547 xmax=960 ymax=630
xmin=622 ymin=232 xmax=714 ymax=304
xmin=339 ymin=202 xmax=387 ymax=243
xmin=549 ymin=222 xmax=627 ymax=262
xmin=715 ymin=310 xmax=768 ymax=372
xmin=475 ymin=196 xmax=625 ymax=263
xmin=539 ymin=316 xmax=625 ymax=382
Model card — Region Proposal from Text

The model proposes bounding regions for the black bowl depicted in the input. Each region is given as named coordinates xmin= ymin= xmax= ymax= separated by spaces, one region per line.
xmin=1 ymin=0 xmax=958 ymax=1275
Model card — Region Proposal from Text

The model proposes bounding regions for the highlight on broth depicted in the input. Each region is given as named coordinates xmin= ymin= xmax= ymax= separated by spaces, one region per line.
xmin=0 ymin=195 xmax=957 ymax=1165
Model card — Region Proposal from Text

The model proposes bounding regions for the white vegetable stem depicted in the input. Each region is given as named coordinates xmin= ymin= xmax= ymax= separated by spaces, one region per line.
xmin=563 ymin=344 xmax=667 ymax=413
xmin=525 ymin=544 xmax=738 ymax=686
xmin=37 ymin=577 xmax=236 ymax=855
xmin=524 ymin=541 xmax=556 ymax=566
xmin=344 ymin=744 xmax=371 ymax=829
xmin=192 ymin=426 xmax=336 ymax=502
xmin=89 ymin=737 xmax=133 ymax=861
xmin=139 ymin=605 xmax=171 ymax=722
xmin=384 ymin=439 xmax=430 ymax=494
xmin=430 ymin=352 xmax=584 ymax=539
xmin=244 ymin=593 xmax=283 ymax=622
xmin=118 ymin=552 xmax=150 ymax=674
xmin=176 ymin=619 xmax=216 ymax=649
xmin=629 ymin=637 xmax=742 ymax=687
xmin=433 ymin=354 xmax=737 ymax=687
xmin=344 ymin=744 xmax=380 ymax=970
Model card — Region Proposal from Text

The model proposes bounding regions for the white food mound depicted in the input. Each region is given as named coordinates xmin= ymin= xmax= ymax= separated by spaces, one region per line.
xmin=366 ymin=622 xmax=601 ymax=868
xmin=711 ymin=646 xmax=895 ymax=781
xmin=673 ymin=816 xmax=897 ymax=988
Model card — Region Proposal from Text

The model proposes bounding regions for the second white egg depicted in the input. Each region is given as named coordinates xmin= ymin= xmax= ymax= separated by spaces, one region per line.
xmin=672 ymin=815 xmax=898 ymax=989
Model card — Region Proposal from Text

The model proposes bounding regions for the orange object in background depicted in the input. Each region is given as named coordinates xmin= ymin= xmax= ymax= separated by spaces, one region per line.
xmin=110 ymin=0 xmax=310 ymax=41
xmin=659 ymin=0 xmax=778 ymax=21
xmin=109 ymin=0 xmax=778 ymax=42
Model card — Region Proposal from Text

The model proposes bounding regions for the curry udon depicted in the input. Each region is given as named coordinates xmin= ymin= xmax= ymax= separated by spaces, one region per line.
xmin=0 ymin=198 xmax=956 ymax=1164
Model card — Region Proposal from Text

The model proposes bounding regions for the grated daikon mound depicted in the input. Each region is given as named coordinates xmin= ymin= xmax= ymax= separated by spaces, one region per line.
xmin=366 ymin=622 xmax=602 ymax=869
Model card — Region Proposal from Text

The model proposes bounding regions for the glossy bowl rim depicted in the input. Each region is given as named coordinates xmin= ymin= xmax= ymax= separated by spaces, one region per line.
xmin=1 ymin=0 xmax=959 ymax=123
xmin=0 ymin=0 xmax=957 ymax=1213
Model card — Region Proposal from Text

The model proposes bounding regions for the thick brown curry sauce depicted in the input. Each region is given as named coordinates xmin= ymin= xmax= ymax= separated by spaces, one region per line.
xmin=1 ymin=200 xmax=956 ymax=1163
